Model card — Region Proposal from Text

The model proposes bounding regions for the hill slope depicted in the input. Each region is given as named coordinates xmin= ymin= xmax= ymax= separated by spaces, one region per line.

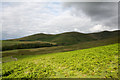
xmin=2 ymin=37 xmax=118 ymax=57
xmin=1 ymin=41 xmax=57 ymax=51
xmin=2 ymin=43 xmax=119 ymax=78
xmin=9 ymin=30 xmax=119 ymax=45
xmin=89 ymin=30 xmax=119 ymax=40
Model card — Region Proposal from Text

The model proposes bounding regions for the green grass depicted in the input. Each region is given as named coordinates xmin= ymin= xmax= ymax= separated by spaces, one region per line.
xmin=9 ymin=32 xmax=97 ymax=45
xmin=10 ymin=30 xmax=119 ymax=45
xmin=0 ymin=40 xmax=21 ymax=50
xmin=2 ymin=41 xmax=56 ymax=46
xmin=2 ymin=37 xmax=118 ymax=57
xmin=2 ymin=43 xmax=119 ymax=78
xmin=1 ymin=41 xmax=57 ymax=51
xmin=2 ymin=41 xmax=22 ymax=46
xmin=1 ymin=30 xmax=119 ymax=52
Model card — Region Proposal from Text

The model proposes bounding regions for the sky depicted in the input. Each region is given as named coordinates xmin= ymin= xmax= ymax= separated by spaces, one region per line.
xmin=1 ymin=2 xmax=118 ymax=40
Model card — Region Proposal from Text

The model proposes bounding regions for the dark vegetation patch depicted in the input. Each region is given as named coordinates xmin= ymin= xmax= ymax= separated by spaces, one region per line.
xmin=2 ymin=70 xmax=14 ymax=76
xmin=2 ymin=41 xmax=57 ymax=51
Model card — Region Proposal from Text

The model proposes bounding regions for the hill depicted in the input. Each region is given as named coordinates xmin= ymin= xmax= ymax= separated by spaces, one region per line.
xmin=88 ymin=30 xmax=119 ymax=40
xmin=9 ymin=30 xmax=119 ymax=45
xmin=2 ymin=43 xmax=119 ymax=78
xmin=2 ymin=37 xmax=118 ymax=57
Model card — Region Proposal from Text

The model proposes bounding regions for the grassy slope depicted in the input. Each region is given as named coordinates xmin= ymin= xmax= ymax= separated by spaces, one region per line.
xmin=14 ymin=33 xmax=56 ymax=41
xmin=1 ymin=41 xmax=57 ymax=51
xmin=2 ymin=41 xmax=55 ymax=47
xmin=2 ymin=43 xmax=119 ymax=78
xmin=10 ymin=30 xmax=119 ymax=45
xmin=11 ymin=32 xmax=97 ymax=45
xmin=51 ymin=32 xmax=96 ymax=45
xmin=88 ymin=30 xmax=119 ymax=40
xmin=2 ymin=37 xmax=118 ymax=57
xmin=2 ymin=30 xmax=118 ymax=52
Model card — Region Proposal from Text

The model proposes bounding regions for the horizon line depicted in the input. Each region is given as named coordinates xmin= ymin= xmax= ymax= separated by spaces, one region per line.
xmin=2 ymin=29 xmax=119 ymax=40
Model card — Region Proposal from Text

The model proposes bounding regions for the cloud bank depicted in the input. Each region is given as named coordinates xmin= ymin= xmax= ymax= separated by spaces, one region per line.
xmin=1 ymin=2 xmax=118 ymax=40
xmin=63 ymin=2 xmax=118 ymax=28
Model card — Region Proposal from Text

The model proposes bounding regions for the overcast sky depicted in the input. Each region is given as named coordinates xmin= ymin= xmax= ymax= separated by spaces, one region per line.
xmin=1 ymin=2 xmax=118 ymax=40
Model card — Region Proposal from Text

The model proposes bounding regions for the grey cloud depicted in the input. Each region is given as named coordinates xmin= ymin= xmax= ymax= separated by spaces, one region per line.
xmin=63 ymin=2 xmax=118 ymax=28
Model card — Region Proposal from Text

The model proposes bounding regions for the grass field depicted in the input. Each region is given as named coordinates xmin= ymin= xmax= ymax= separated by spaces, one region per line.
xmin=2 ymin=37 xmax=118 ymax=57
xmin=2 ymin=43 xmax=119 ymax=78
xmin=1 ymin=41 xmax=57 ymax=51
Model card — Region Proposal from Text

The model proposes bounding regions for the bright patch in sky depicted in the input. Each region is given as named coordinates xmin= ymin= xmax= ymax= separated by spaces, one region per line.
xmin=89 ymin=24 xmax=110 ymax=32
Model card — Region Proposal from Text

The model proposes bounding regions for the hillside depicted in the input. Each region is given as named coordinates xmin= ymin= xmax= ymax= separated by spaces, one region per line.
xmin=2 ymin=37 xmax=118 ymax=57
xmin=1 ymin=41 xmax=57 ymax=51
xmin=9 ymin=30 xmax=119 ymax=45
xmin=88 ymin=30 xmax=119 ymax=40
xmin=51 ymin=32 xmax=97 ymax=45
xmin=2 ymin=43 xmax=119 ymax=78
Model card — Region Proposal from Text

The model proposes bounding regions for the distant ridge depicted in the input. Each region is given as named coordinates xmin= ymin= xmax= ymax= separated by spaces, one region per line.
xmin=9 ymin=30 xmax=119 ymax=45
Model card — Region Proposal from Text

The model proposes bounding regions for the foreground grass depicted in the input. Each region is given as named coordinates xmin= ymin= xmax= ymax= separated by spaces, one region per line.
xmin=2 ymin=43 xmax=119 ymax=78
